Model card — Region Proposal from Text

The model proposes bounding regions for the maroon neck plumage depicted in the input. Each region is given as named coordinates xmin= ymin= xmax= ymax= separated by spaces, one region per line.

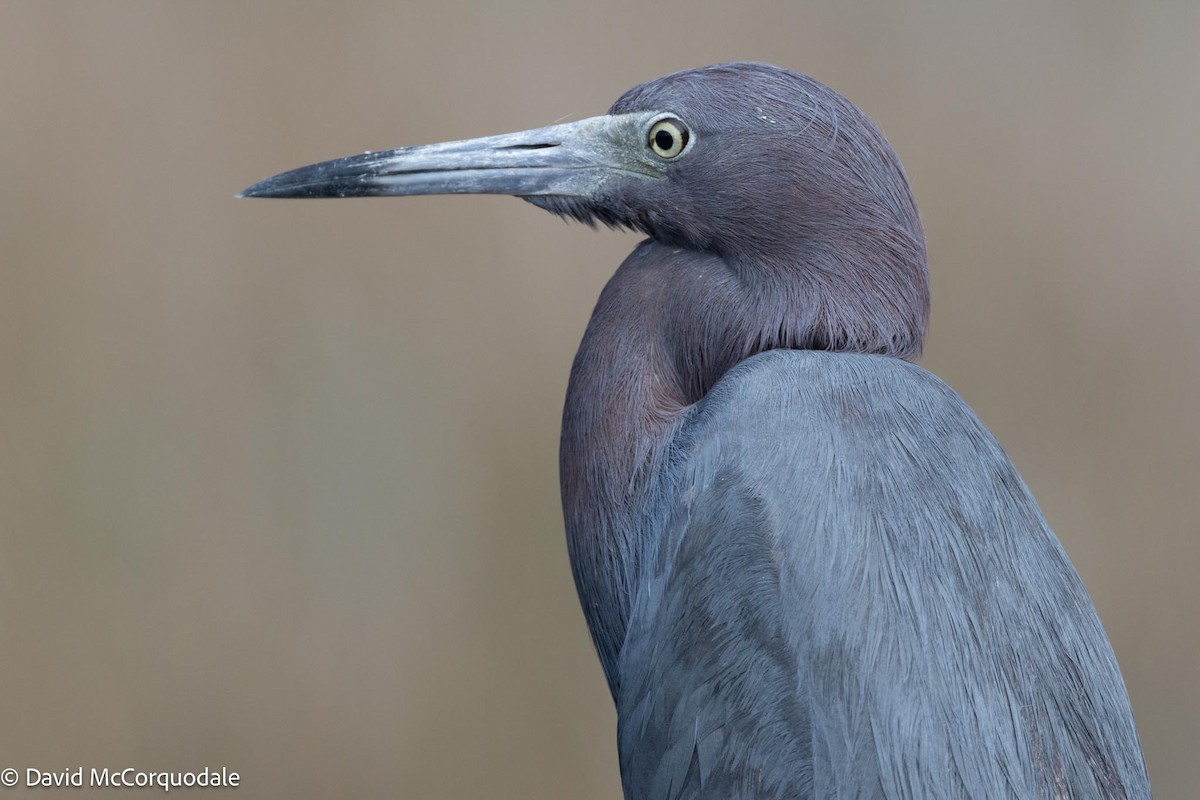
xmin=560 ymin=228 xmax=927 ymax=692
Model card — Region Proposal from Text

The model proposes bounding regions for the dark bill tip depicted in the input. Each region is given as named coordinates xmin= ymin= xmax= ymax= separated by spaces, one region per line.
xmin=238 ymin=151 xmax=396 ymax=199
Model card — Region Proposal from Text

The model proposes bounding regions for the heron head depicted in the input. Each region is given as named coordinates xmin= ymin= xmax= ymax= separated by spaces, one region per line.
xmin=573 ymin=64 xmax=924 ymax=263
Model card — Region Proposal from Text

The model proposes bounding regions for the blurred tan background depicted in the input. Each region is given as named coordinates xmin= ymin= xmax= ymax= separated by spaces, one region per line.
xmin=1 ymin=2 xmax=1196 ymax=798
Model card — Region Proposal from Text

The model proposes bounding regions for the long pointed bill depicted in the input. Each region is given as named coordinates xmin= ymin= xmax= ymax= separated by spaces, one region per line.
xmin=239 ymin=112 xmax=661 ymax=200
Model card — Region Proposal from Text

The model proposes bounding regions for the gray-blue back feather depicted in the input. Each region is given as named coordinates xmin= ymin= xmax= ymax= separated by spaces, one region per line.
xmin=617 ymin=350 xmax=1148 ymax=799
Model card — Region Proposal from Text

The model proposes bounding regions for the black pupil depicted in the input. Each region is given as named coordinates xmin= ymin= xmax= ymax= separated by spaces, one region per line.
xmin=654 ymin=129 xmax=675 ymax=151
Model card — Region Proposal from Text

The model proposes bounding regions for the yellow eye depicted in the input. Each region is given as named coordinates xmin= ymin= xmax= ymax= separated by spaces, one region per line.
xmin=647 ymin=118 xmax=690 ymax=159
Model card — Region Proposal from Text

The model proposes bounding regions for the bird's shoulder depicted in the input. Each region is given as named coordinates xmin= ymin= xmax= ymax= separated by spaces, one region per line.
xmin=680 ymin=348 xmax=993 ymax=471
xmin=661 ymin=348 xmax=1020 ymax=549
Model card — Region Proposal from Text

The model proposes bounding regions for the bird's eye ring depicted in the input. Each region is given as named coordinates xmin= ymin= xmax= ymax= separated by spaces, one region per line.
xmin=647 ymin=117 xmax=690 ymax=160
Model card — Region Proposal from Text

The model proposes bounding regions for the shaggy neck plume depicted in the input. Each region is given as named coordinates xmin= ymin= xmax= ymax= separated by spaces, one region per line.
xmin=561 ymin=232 xmax=927 ymax=693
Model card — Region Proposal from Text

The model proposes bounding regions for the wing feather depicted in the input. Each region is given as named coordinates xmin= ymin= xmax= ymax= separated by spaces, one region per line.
xmin=617 ymin=350 xmax=1148 ymax=799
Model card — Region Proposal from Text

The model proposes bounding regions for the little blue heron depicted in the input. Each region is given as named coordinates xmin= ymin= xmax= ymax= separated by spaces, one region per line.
xmin=242 ymin=63 xmax=1149 ymax=798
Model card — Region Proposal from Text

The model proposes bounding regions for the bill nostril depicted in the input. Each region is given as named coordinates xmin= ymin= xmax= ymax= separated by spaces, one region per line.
xmin=497 ymin=142 xmax=560 ymax=150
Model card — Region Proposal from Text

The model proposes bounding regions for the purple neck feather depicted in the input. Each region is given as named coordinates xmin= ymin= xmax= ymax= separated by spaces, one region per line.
xmin=560 ymin=231 xmax=928 ymax=692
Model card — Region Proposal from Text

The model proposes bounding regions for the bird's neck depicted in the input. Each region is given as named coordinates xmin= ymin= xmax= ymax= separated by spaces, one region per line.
xmin=560 ymin=247 xmax=688 ymax=694
xmin=560 ymin=238 xmax=927 ymax=695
